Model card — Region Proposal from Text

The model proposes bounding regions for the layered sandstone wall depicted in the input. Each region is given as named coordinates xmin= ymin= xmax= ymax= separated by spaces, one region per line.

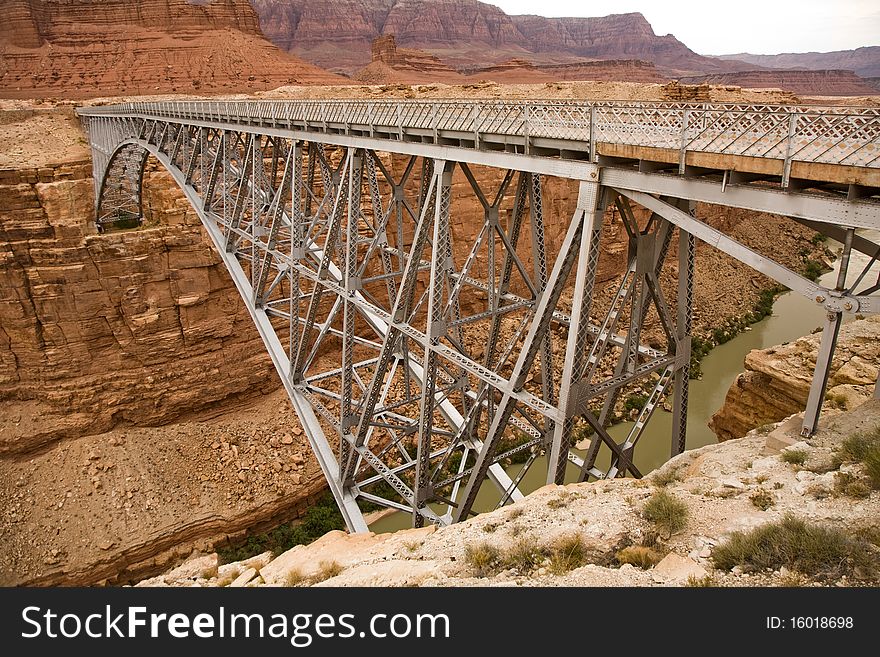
xmin=0 ymin=153 xmax=279 ymax=456
xmin=717 ymin=47 xmax=880 ymax=79
xmin=680 ymin=69 xmax=880 ymax=97
xmin=710 ymin=315 xmax=880 ymax=441
xmin=0 ymin=0 xmax=344 ymax=99
xmin=249 ymin=1 xmax=742 ymax=75
xmin=462 ymin=58 xmax=665 ymax=84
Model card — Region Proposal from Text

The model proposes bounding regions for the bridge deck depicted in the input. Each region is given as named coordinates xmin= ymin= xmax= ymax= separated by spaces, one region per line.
xmin=79 ymin=99 xmax=880 ymax=190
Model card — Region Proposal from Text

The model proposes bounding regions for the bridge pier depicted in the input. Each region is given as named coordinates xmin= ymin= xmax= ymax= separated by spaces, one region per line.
xmin=78 ymin=100 xmax=880 ymax=531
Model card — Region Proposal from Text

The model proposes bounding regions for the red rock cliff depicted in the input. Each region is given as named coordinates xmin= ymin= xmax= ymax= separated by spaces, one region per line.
xmin=249 ymin=0 xmax=743 ymax=75
xmin=0 ymin=0 xmax=343 ymax=99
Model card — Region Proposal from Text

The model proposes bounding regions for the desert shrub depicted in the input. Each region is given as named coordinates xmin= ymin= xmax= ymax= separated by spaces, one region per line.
xmin=652 ymin=465 xmax=683 ymax=488
xmin=502 ymin=537 xmax=544 ymax=572
xmin=314 ymin=560 xmax=343 ymax=583
xmin=834 ymin=472 xmax=871 ymax=499
xmin=749 ymin=489 xmax=775 ymax=510
xmin=711 ymin=514 xmax=875 ymax=579
xmin=616 ymin=545 xmax=662 ymax=569
xmin=285 ymin=569 xmax=307 ymax=586
xmin=548 ymin=534 xmax=589 ymax=575
xmin=780 ymin=449 xmax=808 ymax=466
xmin=838 ymin=430 xmax=880 ymax=462
xmin=864 ymin=447 xmax=880 ymax=489
xmin=835 ymin=428 xmax=880 ymax=489
xmin=216 ymin=567 xmax=240 ymax=587
xmin=684 ymin=575 xmax=717 ymax=587
xmin=464 ymin=542 xmax=501 ymax=577
xmin=642 ymin=490 xmax=689 ymax=538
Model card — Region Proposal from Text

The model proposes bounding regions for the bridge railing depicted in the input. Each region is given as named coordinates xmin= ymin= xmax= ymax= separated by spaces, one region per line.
xmin=79 ymin=99 xmax=880 ymax=170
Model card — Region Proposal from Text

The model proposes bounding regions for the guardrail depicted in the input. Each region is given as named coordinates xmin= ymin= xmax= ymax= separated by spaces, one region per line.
xmin=79 ymin=99 xmax=880 ymax=171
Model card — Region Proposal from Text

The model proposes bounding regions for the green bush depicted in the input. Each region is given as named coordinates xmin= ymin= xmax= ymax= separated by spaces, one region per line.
xmin=689 ymin=335 xmax=713 ymax=378
xmin=624 ymin=394 xmax=649 ymax=413
xmin=496 ymin=431 xmax=533 ymax=465
xmin=781 ymin=449 xmax=808 ymax=466
xmin=217 ymin=493 xmax=345 ymax=563
xmin=711 ymin=514 xmax=875 ymax=579
xmin=642 ymin=490 xmax=689 ymax=538
xmin=802 ymin=259 xmax=825 ymax=282
xmin=749 ymin=489 xmax=775 ymax=510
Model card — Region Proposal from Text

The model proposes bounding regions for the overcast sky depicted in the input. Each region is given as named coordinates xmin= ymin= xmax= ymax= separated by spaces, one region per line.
xmin=489 ymin=1 xmax=879 ymax=55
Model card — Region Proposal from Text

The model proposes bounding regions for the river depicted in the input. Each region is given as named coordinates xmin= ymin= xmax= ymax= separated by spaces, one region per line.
xmin=370 ymin=229 xmax=880 ymax=532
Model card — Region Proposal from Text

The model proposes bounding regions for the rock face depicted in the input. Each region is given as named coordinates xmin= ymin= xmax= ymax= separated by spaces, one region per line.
xmin=717 ymin=47 xmax=880 ymax=79
xmin=464 ymin=58 xmax=665 ymax=84
xmin=250 ymin=1 xmax=745 ymax=75
xmin=356 ymin=34 xmax=461 ymax=83
xmin=0 ymin=387 xmax=330 ymax=586
xmin=0 ymin=0 xmax=343 ymax=99
xmin=508 ymin=12 xmax=718 ymax=75
xmin=710 ymin=315 xmax=880 ymax=442
xmin=0 ymin=113 xmax=280 ymax=456
xmin=680 ymin=69 xmax=880 ymax=97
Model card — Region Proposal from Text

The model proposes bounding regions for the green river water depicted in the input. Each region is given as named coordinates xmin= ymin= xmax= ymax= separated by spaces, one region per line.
xmin=370 ymin=230 xmax=880 ymax=533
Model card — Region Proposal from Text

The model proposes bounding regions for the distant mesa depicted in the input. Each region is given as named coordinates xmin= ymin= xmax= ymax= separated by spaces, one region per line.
xmin=358 ymin=34 xmax=666 ymax=86
xmin=251 ymin=0 xmax=880 ymax=96
xmin=679 ymin=69 xmax=880 ymax=97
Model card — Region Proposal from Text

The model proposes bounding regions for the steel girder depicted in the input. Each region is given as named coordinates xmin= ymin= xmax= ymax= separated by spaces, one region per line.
xmin=82 ymin=111 xmax=878 ymax=532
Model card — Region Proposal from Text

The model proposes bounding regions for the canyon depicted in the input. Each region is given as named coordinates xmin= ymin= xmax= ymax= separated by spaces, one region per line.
xmin=0 ymin=1 xmax=878 ymax=589
xmin=249 ymin=1 xmax=745 ymax=75
xmin=719 ymin=46 xmax=880 ymax=79
xmin=680 ymin=69 xmax=880 ymax=97
xmin=0 ymin=82 xmax=834 ymax=585
xmin=2 ymin=1 xmax=877 ymax=98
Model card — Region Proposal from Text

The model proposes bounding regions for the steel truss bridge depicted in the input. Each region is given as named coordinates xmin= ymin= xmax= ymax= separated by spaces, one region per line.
xmin=78 ymin=99 xmax=880 ymax=532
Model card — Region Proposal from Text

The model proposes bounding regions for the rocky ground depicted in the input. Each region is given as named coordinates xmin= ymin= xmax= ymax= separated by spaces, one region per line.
xmin=712 ymin=315 xmax=880 ymax=441
xmin=139 ymin=399 xmax=880 ymax=588
xmin=0 ymin=389 xmax=326 ymax=586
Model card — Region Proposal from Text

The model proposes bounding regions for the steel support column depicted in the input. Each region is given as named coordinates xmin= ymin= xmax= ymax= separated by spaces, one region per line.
xmin=802 ymin=228 xmax=855 ymax=436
